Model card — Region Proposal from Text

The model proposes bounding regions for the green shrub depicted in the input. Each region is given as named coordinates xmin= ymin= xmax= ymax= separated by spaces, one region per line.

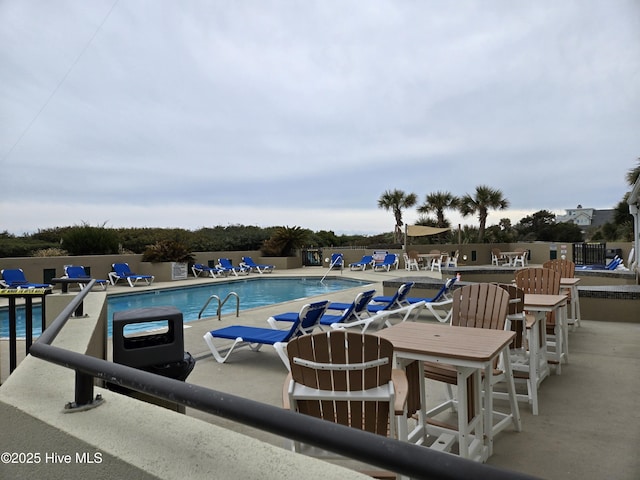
xmin=32 ymin=247 xmax=69 ymax=257
xmin=0 ymin=235 xmax=58 ymax=257
xmin=141 ymin=240 xmax=195 ymax=263
xmin=62 ymin=225 xmax=119 ymax=255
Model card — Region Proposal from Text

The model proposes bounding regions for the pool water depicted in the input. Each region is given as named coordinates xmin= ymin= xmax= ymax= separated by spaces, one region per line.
xmin=1 ymin=277 xmax=369 ymax=338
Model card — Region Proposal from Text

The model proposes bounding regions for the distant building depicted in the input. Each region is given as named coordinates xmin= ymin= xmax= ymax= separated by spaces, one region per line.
xmin=556 ymin=205 xmax=615 ymax=228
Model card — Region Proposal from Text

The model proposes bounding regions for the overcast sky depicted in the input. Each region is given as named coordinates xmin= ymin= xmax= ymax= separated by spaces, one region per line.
xmin=1 ymin=1 xmax=639 ymax=236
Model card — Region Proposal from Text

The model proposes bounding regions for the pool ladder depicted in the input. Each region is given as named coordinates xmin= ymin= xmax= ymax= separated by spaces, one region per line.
xmin=198 ymin=292 xmax=240 ymax=321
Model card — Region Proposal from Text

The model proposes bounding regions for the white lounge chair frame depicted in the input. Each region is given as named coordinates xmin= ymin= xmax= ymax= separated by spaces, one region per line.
xmin=332 ymin=301 xmax=427 ymax=333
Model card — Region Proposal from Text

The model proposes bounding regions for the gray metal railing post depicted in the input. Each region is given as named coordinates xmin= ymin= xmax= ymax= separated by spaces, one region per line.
xmin=69 ymin=370 xmax=98 ymax=409
xmin=51 ymin=278 xmax=90 ymax=316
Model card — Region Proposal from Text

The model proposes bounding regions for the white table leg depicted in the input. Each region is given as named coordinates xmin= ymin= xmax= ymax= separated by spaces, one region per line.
xmin=560 ymin=302 xmax=569 ymax=364
xmin=527 ymin=319 xmax=542 ymax=415
xmin=501 ymin=348 xmax=521 ymax=432
xmin=483 ymin=364 xmax=493 ymax=456
xmin=457 ymin=368 xmax=470 ymax=460
xmin=574 ymin=287 xmax=582 ymax=328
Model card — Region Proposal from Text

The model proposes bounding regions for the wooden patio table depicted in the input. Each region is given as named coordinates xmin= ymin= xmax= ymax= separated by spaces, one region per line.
xmin=375 ymin=322 xmax=520 ymax=462
xmin=560 ymin=277 xmax=582 ymax=329
xmin=417 ymin=253 xmax=441 ymax=271
xmin=499 ymin=251 xmax=522 ymax=266
xmin=524 ymin=293 xmax=569 ymax=375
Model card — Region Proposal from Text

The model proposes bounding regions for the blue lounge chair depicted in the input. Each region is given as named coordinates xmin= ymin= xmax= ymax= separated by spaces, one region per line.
xmin=367 ymin=282 xmax=415 ymax=313
xmin=109 ymin=263 xmax=154 ymax=287
xmin=408 ymin=277 xmax=456 ymax=301
xmin=373 ymin=254 xmax=398 ymax=272
xmin=326 ymin=289 xmax=376 ymax=321
xmin=372 ymin=278 xmax=456 ymax=305
xmin=372 ymin=278 xmax=457 ymax=323
xmin=0 ymin=268 xmax=52 ymax=289
xmin=405 ymin=277 xmax=457 ymax=323
xmin=217 ymin=258 xmax=250 ymax=276
xmin=576 ymin=256 xmax=622 ymax=271
xmin=64 ymin=265 xmax=108 ymax=290
xmin=327 ymin=253 xmax=344 ymax=271
xmin=203 ymin=300 xmax=329 ymax=370
xmin=241 ymin=256 xmax=275 ymax=274
xmin=268 ymin=290 xmax=376 ymax=330
xmin=607 ymin=257 xmax=623 ymax=270
xmin=331 ymin=301 xmax=428 ymax=333
xmin=192 ymin=263 xmax=223 ymax=278
xmin=349 ymin=255 xmax=374 ymax=271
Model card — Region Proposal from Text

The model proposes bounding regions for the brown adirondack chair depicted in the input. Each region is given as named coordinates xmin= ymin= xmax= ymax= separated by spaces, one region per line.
xmin=543 ymin=259 xmax=579 ymax=328
xmin=284 ymin=330 xmax=408 ymax=446
xmin=494 ymin=283 xmax=541 ymax=414
xmin=543 ymin=259 xmax=575 ymax=279
xmin=515 ymin=267 xmax=567 ymax=373
xmin=514 ymin=267 xmax=561 ymax=333
xmin=423 ymin=283 xmax=514 ymax=436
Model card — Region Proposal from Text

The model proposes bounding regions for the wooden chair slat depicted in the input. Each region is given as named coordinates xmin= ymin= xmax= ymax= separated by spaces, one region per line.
xmin=287 ymin=330 xmax=403 ymax=439
xmin=515 ymin=267 xmax=561 ymax=326
xmin=425 ymin=283 xmax=510 ymax=407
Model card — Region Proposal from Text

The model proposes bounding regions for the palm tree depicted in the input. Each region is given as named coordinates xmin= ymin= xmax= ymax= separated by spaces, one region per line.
xmin=459 ymin=185 xmax=510 ymax=243
xmin=261 ymin=226 xmax=310 ymax=256
xmin=626 ymin=158 xmax=640 ymax=186
xmin=377 ymin=189 xmax=418 ymax=244
xmin=417 ymin=191 xmax=460 ymax=228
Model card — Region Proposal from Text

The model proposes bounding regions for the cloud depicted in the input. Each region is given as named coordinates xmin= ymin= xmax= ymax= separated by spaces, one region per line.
xmin=1 ymin=0 xmax=638 ymax=235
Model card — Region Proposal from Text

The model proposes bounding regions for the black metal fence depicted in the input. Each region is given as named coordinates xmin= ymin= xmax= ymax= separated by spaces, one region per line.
xmin=301 ymin=248 xmax=323 ymax=266
xmin=572 ymin=242 xmax=606 ymax=265
xmin=27 ymin=282 xmax=540 ymax=480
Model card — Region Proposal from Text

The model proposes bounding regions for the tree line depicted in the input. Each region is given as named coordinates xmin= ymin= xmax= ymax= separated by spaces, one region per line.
xmin=0 ymin=224 xmax=395 ymax=258
xmin=1 ymin=162 xmax=637 ymax=258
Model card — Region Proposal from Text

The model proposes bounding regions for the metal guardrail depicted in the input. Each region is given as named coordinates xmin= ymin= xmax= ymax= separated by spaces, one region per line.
xmin=28 ymin=281 xmax=540 ymax=480
xmin=0 ymin=287 xmax=50 ymax=373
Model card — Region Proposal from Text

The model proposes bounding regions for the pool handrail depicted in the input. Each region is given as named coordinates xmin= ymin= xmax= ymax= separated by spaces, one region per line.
xmin=198 ymin=292 xmax=240 ymax=321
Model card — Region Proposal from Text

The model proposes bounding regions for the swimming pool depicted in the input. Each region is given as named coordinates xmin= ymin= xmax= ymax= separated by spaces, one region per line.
xmin=0 ymin=277 xmax=370 ymax=338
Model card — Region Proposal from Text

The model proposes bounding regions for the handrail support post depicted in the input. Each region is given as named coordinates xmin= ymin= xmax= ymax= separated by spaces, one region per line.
xmin=64 ymin=370 xmax=104 ymax=413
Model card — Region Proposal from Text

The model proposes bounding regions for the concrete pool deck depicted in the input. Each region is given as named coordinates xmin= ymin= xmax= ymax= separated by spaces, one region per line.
xmin=2 ymin=265 xmax=640 ymax=479
xmin=175 ymin=268 xmax=640 ymax=479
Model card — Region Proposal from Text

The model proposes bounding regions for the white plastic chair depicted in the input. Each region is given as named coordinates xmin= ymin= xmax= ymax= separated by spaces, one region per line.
xmin=403 ymin=253 xmax=420 ymax=271
xmin=491 ymin=248 xmax=506 ymax=266
xmin=445 ymin=250 xmax=459 ymax=268
xmin=512 ymin=250 xmax=528 ymax=267
xmin=430 ymin=254 xmax=443 ymax=272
